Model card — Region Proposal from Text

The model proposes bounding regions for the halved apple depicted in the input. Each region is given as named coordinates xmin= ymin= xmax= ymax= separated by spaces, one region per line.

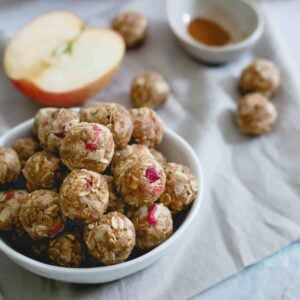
xmin=4 ymin=11 xmax=125 ymax=106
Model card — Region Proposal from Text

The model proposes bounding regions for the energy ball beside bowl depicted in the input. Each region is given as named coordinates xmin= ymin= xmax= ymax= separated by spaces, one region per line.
xmin=0 ymin=147 xmax=21 ymax=184
xmin=112 ymin=11 xmax=148 ymax=48
xmin=84 ymin=212 xmax=136 ymax=265
xmin=59 ymin=169 xmax=109 ymax=224
xmin=130 ymin=72 xmax=170 ymax=108
xmin=60 ymin=123 xmax=114 ymax=173
xmin=236 ymin=93 xmax=278 ymax=135
xmin=239 ymin=59 xmax=280 ymax=97
xmin=80 ymin=102 xmax=133 ymax=150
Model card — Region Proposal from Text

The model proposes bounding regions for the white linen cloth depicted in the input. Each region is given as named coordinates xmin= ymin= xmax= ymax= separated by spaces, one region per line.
xmin=1 ymin=1 xmax=300 ymax=299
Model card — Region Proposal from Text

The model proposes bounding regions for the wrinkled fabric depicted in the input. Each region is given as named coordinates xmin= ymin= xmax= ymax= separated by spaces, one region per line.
xmin=1 ymin=1 xmax=300 ymax=300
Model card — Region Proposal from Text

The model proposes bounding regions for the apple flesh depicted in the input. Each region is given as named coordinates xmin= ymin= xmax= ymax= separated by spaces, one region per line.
xmin=4 ymin=11 xmax=125 ymax=106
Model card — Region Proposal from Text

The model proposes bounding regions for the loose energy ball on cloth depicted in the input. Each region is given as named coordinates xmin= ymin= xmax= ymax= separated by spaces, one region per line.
xmin=0 ymin=147 xmax=21 ymax=184
xmin=160 ymin=163 xmax=198 ymax=213
xmin=132 ymin=203 xmax=173 ymax=250
xmin=80 ymin=102 xmax=133 ymax=149
xmin=130 ymin=72 xmax=170 ymax=108
xmin=130 ymin=107 xmax=164 ymax=148
xmin=104 ymin=175 xmax=126 ymax=214
xmin=150 ymin=149 xmax=167 ymax=167
xmin=239 ymin=59 xmax=280 ymax=96
xmin=112 ymin=145 xmax=166 ymax=207
xmin=23 ymin=151 xmax=60 ymax=192
xmin=12 ymin=138 xmax=38 ymax=167
xmin=48 ymin=232 xmax=84 ymax=267
xmin=0 ymin=190 xmax=27 ymax=231
xmin=33 ymin=107 xmax=56 ymax=136
xmin=38 ymin=108 xmax=79 ymax=152
xmin=236 ymin=93 xmax=278 ymax=135
xmin=60 ymin=169 xmax=109 ymax=224
xmin=84 ymin=212 xmax=135 ymax=265
xmin=112 ymin=11 xmax=148 ymax=48
xmin=60 ymin=123 xmax=114 ymax=173
xmin=19 ymin=190 xmax=64 ymax=240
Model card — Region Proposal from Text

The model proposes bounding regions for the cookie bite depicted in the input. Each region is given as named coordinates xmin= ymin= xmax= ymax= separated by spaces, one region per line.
xmin=84 ymin=212 xmax=135 ymax=265
xmin=236 ymin=93 xmax=278 ymax=135
xmin=0 ymin=190 xmax=27 ymax=231
xmin=130 ymin=72 xmax=170 ymax=108
xmin=132 ymin=203 xmax=173 ymax=250
xmin=80 ymin=102 xmax=133 ymax=149
xmin=160 ymin=163 xmax=198 ymax=213
xmin=112 ymin=145 xmax=166 ymax=207
xmin=12 ymin=138 xmax=38 ymax=167
xmin=112 ymin=11 xmax=148 ymax=48
xmin=48 ymin=232 xmax=84 ymax=267
xmin=19 ymin=190 xmax=64 ymax=240
xmin=239 ymin=59 xmax=280 ymax=96
xmin=23 ymin=151 xmax=61 ymax=191
xmin=38 ymin=108 xmax=79 ymax=152
xmin=59 ymin=169 xmax=109 ymax=224
xmin=0 ymin=147 xmax=21 ymax=184
xmin=130 ymin=108 xmax=164 ymax=148
xmin=60 ymin=123 xmax=114 ymax=173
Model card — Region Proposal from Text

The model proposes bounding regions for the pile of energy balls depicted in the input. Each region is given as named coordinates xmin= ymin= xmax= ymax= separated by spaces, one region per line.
xmin=0 ymin=101 xmax=198 ymax=267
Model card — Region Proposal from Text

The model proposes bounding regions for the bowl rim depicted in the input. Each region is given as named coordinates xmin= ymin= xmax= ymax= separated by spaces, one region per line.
xmin=0 ymin=119 xmax=204 ymax=276
xmin=166 ymin=0 xmax=264 ymax=53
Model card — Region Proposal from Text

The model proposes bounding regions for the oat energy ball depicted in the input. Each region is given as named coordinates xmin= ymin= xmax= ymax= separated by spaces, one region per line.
xmin=112 ymin=11 xmax=148 ymax=48
xmin=80 ymin=102 xmax=133 ymax=149
xmin=0 ymin=190 xmax=27 ymax=231
xmin=236 ymin=93 xmax=278 ymax=135
xmin=60 ymin=169 xmax=109 ymax=223
xmin=150 ymin=149 xmax=167 ymax=167
xmin=38 ymin=108 xmax=79 ymax=152
xmin=239 ymin=59 xmax=280 ymax=96
xmin=131 ymin=72 xmax=170 ymax=109
xmin=132 ymin=203 xmax=173 ymax=250
xmin=23 ymin=151 xmax=60 ymax=191
xmin=130 ymin=108 xmax=164 ymax=148
xmin=60 ymin=123 xmax=114 ymax=173
xmin=113 ymin=145 xmax=166 ymax=207
xmin=160 ymin=163 xmax=198 ymax=212
xmin=84 ymin=212 xmax=135 ymax=265
xmin=12 ymin=138 xmax=38 ymax=167
xmin=104 ymin=175 xmax=126 ymax=214
xmin=0 ymin=147 xmax=21 ymax=184
xmin=48 ymin=232 xmax=84 ymax=267
xmin=33 ymin=107 xmax=56 ymax=136
xmin=19 ymin=190 xmax=64 ymax=240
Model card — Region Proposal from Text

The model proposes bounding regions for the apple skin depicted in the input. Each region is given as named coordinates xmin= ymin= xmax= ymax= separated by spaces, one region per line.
xmin=11 ymin=63 xmax=121 ymax=107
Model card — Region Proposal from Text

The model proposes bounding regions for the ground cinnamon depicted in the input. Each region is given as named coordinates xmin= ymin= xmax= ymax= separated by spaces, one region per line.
xmin=188 ymin=17 xmax=230 ymax=46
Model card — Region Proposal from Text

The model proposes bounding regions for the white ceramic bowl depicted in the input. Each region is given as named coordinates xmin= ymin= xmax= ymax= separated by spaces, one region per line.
xmin=167 ymin=0 xmax=264 ymax=64
xmin=0 ymin=118 xmax=203 ymax=283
